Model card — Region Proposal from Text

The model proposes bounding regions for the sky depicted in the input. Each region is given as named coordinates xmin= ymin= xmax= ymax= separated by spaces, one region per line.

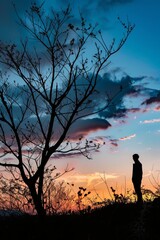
xmin=0 ymin=0 xmax=160 ymax=201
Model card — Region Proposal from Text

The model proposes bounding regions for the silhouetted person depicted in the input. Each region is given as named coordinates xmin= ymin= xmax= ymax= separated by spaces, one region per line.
xmin=132 ymin=153 xmax=143 ymax=204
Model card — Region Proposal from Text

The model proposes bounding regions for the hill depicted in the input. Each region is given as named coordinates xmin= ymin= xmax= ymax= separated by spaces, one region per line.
xmin=0 ymin=200 xmax=159 ymax=240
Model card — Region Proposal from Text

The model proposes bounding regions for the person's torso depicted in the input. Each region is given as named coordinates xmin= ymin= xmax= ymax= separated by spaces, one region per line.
xmin=133 ymin=162 xmax=142 ymax=181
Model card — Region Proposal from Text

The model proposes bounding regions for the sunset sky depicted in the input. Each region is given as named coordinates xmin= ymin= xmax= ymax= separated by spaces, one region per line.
xmin=0 ymin=0 xmax=160 ymax=201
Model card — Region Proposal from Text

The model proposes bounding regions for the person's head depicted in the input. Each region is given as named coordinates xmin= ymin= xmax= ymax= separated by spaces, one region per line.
xmin=132 ymin=153 xmax=139 ymax=162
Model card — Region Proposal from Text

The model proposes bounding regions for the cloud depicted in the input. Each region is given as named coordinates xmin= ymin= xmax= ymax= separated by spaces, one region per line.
xmin=72 ymin=0 xmax=133 ymax=27
xmin=109 ymin=139 xmax=119 ymax=147
xmin=140 ymin=77 xmax=160 ymax=106
xmin=90 ymin=133 xmax=136 ymax=149
xmin=0 ymin=72 xmax=145 ymax=149
xmin=68 ymin=118 xmax=111 ymax=139
xmin=95 ymin=75 xmax=160 ymax=123
xmin=103 ymin=107 xmax=141 ymax=119
xmin=0 ymin=0 xmax=134 ymax=42
xmin=128 ymin=108 xmax=141 ymax=113
xmin=63 ymin=72 xmax=139 ymax=120
xmin=52 ymin=151 xmax=84 ymax=159
xmin=91 ymin=0 xmax=133 ymax=16
xmin=142 ymin=92 xmax=160 ymax=105
xmin=140 ymin=119 xmax=160 ymax=124
xmin=96 ymin=74 xmax=145 ymax=119
xmin=61 ymin=171 xmax=118 ymax=187
xmin=154 ymin=105 xmax=160 ymax=111
xmin=119 ymin=133 xmax=136 ymax=141
xmin=47 ymin=0 xmax=133 ymax=18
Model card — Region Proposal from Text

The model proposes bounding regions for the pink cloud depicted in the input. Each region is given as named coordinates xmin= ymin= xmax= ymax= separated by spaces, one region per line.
xmin=154 ymin=105 xmax=160 ymax=111
xmin=119 ymin=134 xmax=136 ymax=141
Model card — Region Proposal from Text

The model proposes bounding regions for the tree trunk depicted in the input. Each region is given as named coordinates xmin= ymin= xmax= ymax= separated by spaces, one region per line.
xmin=29 ymin=183 xmax=46 ymax=216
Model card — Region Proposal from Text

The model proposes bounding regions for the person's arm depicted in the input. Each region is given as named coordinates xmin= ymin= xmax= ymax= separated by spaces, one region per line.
xmin=141 ymin=164 xmax=143 ymax=179
xmin=132 ymin=165 xmax=135 ymax=182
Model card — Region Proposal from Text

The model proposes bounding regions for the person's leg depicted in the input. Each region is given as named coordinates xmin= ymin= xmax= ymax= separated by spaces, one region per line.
xmin=134 ymin=183 xmax=143 ymax=203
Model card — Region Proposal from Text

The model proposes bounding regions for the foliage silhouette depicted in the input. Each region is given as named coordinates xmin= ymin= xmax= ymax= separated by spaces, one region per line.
xmin=0 ymin=200 xmax=160 ymax=240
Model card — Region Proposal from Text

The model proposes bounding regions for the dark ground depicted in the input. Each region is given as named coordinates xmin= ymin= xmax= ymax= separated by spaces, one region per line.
xmin=0 ymin=200 xmax=159 ymax=240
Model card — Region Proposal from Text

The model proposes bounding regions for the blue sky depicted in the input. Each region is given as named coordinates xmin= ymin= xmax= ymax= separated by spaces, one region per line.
xmin=107 ymin=0 xmax=160 ymax=78
xmin=0 ymin=0 xmax=160 ymax=198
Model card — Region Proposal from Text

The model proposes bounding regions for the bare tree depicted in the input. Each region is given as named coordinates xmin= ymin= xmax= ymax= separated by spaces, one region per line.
xmin=0 ymin=2 xmax=134 ymax=215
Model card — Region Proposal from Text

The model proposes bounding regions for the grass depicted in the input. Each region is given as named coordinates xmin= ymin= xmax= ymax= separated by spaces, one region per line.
xmin=0 ymin=200 xmax=159 ymax=240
